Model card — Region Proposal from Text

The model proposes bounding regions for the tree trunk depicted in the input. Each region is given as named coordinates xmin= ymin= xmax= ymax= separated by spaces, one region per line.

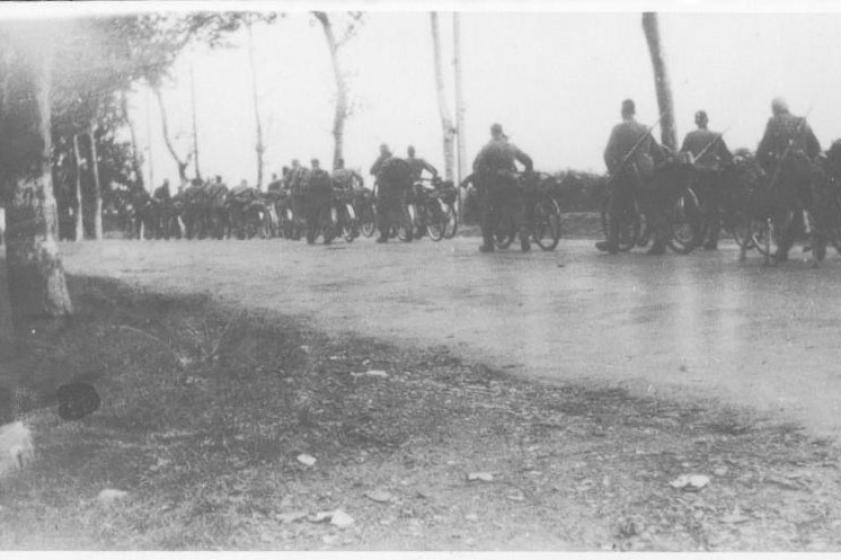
xmin=2 ymin=38 xmax=73 ymax=320
xmin=430 ymin=12 xmax=455 ymax=182
xmin=190 ymin=63 xmax=201 ymax=182
xmin=314 ymin=12 xmax=348 ymax=171
xmin=88 ymin=122 xmax=103 ymax=240
xmin=152 ymin=85 xmax=189 ymax=185
xmin=642 ymin=12 xmax=677 ymax=150
xmin=453 ymin=13 xmax=467 ymax=208
xmin=0 ymin=261 xmax=15 ymax=359
xmin=246 ymin=23 xmax=264 ymax=189
xmin=121 ymin=90 xmax=145 ymax=191
xmin=72 ymin=134 xmax=84 ymax=241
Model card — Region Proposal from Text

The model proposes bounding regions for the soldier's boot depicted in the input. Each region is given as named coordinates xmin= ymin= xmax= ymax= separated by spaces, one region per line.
xmin=595 ymin=240 xmax=618 ymax=254
xmin=479 ymin=231 xmax=495 ymax=253
xmin=519 ymin=229 xmax=531 ymax=253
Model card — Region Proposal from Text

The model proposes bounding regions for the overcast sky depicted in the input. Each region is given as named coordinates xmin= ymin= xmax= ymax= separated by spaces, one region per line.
xmin=50 ymin=6 xmax=841 ymax=187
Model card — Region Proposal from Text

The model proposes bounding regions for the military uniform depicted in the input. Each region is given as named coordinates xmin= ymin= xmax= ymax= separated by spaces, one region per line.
xmin=472 ymin=137 xmax=533 ymax=250
xmin=374 ymin=157 xmax=412 ymax=242
xmin=601 ymin=118 xmax=664 ymax=253
xmin=406 ymin=156 xmax=437 ymax=184
xmin=681 ymin=128 xmax=733 ymax=248
xmin=332 ymin=168 xmax=364 ymax=192
xmin=756 ymin=111 xmax=822 ymax=260
xmin=304 ymin=168 xmax=334 ymax=244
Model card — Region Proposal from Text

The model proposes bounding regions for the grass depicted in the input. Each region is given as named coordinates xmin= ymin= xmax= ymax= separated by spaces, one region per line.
xmin=0 ymin=275 xmax=840 ymax=550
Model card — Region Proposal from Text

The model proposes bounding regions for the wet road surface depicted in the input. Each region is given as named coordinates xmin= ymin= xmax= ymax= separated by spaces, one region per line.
xmin=61 ymin=237 xmax=841 ymax=436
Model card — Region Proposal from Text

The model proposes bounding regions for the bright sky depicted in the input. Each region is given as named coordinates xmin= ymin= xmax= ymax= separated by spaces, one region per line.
xmin=15 ymin=3 xmax=841 ymax=188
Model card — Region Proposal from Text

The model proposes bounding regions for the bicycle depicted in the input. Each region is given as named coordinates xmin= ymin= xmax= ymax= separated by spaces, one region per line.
xmin=412 ymin=177 xmax=458 ymax=241
xmin=492 ymin=171 xmax=562 ymax=251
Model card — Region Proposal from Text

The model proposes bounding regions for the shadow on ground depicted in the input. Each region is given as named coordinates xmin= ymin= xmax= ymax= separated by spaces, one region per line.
xmin=0 ymin=275 xmax=839 ymax=550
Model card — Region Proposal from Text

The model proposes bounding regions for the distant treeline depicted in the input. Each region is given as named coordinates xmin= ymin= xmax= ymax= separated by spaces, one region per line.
xmin=549 ymin=169 xmax=609 ymax=212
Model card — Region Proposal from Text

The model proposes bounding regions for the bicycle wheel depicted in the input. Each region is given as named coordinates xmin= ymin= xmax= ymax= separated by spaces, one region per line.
xmin=342 ymin=203 xmax=358 ymax=242
xmin=443 ymin=203 xmax=458 ymax=239
xmin=426 ymin=200 xmax=447 ymax=241
xmin=532 ymin=196 xmax=562 ymax=251
xmin=667 ymin=188 xmax=703 ymax=254
xmin=728 ymin=209 xmax=755 ymax=250
xmin=494 ymin=211 xmax=516 ymax=249
xmin=397 ymin=204 xmax=416 ymax=242
xmin=360 ymin=201 xmax=376 ymax=238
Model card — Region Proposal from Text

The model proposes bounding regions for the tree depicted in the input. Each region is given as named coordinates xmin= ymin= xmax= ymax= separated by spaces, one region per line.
xmin=152 ymin=85 xmax=193 ymax=185
xmin=312 ymin=11 xmax=363 ymax=170
xmin=642 ymin=12 xmax=677 ymax=150
xmin=245 ymin=21 xmax=264 ymax=189
xmin=72 ymin=134 xmax=84 ymax=240
xmin=430 ymin=13 xmax=456 ymax=182
xmin=0 ymin=22 xmax=73 ymax=320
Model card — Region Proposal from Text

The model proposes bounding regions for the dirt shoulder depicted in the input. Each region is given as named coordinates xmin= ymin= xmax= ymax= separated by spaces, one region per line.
xmin=1 ymin=275 xmax=840 ymax=550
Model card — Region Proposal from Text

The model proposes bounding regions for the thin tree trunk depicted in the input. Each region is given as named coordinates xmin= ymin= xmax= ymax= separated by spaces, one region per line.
xmin=190 ymin=63 xmax=201 ymax=181
xmin=88 ymin=121 xmax=103 ymax=241
xmin=430 ymin=12 xmax=455 ymax=182
xmin=0 ymin=260 xmax=15 ymax=359
xmin=246 ymin=23 xmax=264 ymax=189
xmin=642 ymin=12 xmax=677 ymax=150
xmin=152 ymin=85 xmax=189 ymax=185
xmin=453 ymin=13 xmax=467 ymax=208
xmin=72 ymin=134 xmax=84 ymax=241
xmin=145 ymin=88 xmax=154 ymax=190
xmin=314 ymin=12 xmax=348 ymax=171
xmin=3 ymin=38 xmax=73 ymax=319
xmin=121 ymin=90 xmax=145 ymax=191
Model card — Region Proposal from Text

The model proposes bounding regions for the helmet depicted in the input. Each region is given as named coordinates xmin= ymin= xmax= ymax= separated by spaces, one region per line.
xmin=771 ymin=97 xmax=789 ymax=115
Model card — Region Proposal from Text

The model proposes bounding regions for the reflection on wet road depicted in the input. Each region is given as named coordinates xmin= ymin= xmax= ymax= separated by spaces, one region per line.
xmin=62 ymin=238 xmax=841 ymax=435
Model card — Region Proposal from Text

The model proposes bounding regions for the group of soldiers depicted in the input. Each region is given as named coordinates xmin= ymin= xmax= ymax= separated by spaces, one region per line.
xmin=595 ymin=96 xmax=830 ymax=261
xmin=126 ymin=93 xmax=835 ymax=261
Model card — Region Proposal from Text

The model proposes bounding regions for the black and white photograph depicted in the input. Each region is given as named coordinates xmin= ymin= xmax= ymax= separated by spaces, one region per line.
xmin=2 ymin=0 xmax=841 ymax=551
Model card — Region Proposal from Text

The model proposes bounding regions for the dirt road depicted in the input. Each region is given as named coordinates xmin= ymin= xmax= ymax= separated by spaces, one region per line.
xmin=61 ymin=237 xmax=841 ymax=436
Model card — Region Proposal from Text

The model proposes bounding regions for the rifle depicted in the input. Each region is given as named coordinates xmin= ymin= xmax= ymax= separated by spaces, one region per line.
xmin=766 ymin=106 xmax=814 ymax=191
xmin=606 ymin=114 xmax=665 ymax=185
xmin=691 ymin=127 xmax=731 ymax=165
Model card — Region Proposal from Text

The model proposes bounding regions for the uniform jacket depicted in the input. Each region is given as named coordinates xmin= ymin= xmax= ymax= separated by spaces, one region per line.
xmin=756 ymin=112 xmax=821 ymax=169
xmin=681 ymin=128 xmax=733 ymax=171
xmin=472 ymin=138 xmax=533 ymax=175
xmin=406 ymin=157 xmax=437 ymax=182
xmin=604 ymin=118 xmax=662 ymax=177
xmin=370 ymin=153 xmax=393 ymax=177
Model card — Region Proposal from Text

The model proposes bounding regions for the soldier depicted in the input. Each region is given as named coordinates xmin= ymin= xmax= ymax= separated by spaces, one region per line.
xmin=597 ymin=99 xmax=665 ymax=255
xmin=472 ymin=123 xmax=534 ymax=252
xmin=680 ymin=110 xmax=733 ymax=250
xmin=153 ymin=179 xmax=171 ymax=201
xmin=305 ymin=158 xmax=334 ymax=244
xmin=369 ymin=144 xmax=393 ymax=185
xmin=332 ymin=158 xmax=365 ymax=192
xmin=406 ymin=146 xmax=438 ymax=184
xmin=756 ymin=97 xmax=822 ymax=261
xmin=267 ymin=172 xmax=283 ymax=193
xmin=373 ymin=154 xmax=412 ymax=243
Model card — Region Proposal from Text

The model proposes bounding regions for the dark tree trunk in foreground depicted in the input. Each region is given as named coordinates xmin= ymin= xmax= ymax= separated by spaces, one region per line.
xmin=430 ymin=12 xmax=455 ymax=182
xmin=642 ymin=12 xmax=677 ymax=150
xmin=88 ymin=121 xmax=103 ymax=240
xmin=1 ymin=38 xmax=73 ymax=320
xmin=72 ymin=134 xmax=84 ymax=241
xmin=0 ymin=265 xmax=15 ymax=359
xmin=313 ymin=12 xmax=349 ymax=171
